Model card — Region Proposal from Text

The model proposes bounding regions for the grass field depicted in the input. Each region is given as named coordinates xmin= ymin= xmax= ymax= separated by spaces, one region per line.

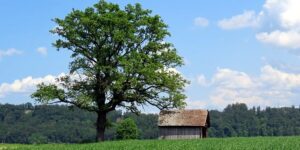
xmin=1 ymin=136 xmax=300 ymax=150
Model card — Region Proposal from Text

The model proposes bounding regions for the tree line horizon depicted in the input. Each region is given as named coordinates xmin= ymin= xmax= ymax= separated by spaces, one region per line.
xmin=1 ymin=102 xmax=300 ymax=143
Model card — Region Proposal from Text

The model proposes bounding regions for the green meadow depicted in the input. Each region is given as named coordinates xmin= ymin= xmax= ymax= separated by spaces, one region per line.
xmin=1 ymin=136 xmax=300 ymax=150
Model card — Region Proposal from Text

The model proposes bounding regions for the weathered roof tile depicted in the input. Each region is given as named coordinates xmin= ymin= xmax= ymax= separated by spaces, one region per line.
xmin=158 ymin=109 xmax=209 ymax=127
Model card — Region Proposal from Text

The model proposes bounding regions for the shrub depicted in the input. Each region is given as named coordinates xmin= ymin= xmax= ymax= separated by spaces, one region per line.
xmin=116 ymin=118 xmax=139 ymax=140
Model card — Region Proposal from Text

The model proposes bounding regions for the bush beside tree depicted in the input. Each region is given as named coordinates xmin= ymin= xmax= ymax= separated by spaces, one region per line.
xmin=116 ymin=118 xmax=139 ymax=140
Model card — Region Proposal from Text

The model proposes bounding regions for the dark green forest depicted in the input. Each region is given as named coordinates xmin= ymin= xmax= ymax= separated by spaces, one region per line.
xmin=1 ymin=103 xmax=300 ymax=143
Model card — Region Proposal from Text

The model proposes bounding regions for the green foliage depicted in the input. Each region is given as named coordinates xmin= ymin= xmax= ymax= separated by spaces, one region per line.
xmin=209 ymin=103 xmax=300 ymax=137
xmin=116 ymin=118 xmax=139 ymax=140
xmin=2 ymin=136 xmax=300 ymax=150
xmin=28 ymin=133 xmax=48 ymax=144
xmin=0 ymin=103 xmax=157 ymax=143
xmin=3 ymin=103 xmax=300 ymax=144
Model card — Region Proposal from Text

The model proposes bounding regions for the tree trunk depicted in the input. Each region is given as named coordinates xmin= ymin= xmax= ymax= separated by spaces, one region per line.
xmin=96 ymin=112 xmax=107 ymax=142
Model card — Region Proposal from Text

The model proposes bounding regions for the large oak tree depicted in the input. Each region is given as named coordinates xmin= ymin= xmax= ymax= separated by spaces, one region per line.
xmin=31 ymin=0 xmax=188 ymax=142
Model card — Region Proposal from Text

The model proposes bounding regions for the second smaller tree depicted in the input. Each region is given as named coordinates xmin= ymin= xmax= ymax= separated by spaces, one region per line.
xmin=116 ymin=118 xmax=139 ymax=140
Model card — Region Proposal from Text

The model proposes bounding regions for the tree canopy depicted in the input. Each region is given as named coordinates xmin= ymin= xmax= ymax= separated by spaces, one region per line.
xmin=31 ymin=0 xmax=188 ymax=141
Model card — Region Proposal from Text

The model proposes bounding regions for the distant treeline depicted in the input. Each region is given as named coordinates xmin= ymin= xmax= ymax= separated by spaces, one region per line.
xmin=0 ymin=103 xmax=157 ymax=144
xmin=1 ymin=103 xmax=300 ymax=143
xmin=209 ymin=103 xmax=300 ymax=137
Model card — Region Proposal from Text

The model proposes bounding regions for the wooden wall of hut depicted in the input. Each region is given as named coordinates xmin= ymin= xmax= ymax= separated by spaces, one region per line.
xmin=159 ymin=127 xmax=205 ymax=139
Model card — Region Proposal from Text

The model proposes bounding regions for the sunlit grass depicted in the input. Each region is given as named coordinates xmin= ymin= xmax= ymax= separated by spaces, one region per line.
xmin=1 ymin=136 xmax=300 ymax=150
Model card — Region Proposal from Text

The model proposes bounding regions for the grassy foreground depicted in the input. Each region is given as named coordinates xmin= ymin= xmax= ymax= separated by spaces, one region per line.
xmin=1 ymin=136 xmax=300 ymax=150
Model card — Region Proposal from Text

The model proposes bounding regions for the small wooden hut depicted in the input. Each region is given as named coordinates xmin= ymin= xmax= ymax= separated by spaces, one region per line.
xmin=158 ymin=109 xmax=210 ymax=139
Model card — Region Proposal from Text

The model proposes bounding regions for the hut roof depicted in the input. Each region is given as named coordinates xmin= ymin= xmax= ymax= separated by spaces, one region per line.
xmin=158 ymin=109 xmax=209 ymax=127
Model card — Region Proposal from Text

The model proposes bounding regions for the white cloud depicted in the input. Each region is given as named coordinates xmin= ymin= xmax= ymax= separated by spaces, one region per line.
xmin=0 ymin=48 xmax=22 ymax=59
xmin=218 ymin=11 xmax=260 ymax=30
xmin=211 ymin=68 xmax=255 ymax=89
xmin=37 ymin=47 xmax=48 ymax=56
xmin=194 ymin=17 xmax=209 ymax=27
xmin=255 ymin=0 xmax=300 ymax=49
xmin=0 ymin=73 xmax=65 ymax=99
xmin=263 ymin=0 xmax=300 ymax=30
xmin=209 ymin=88 xmax=271 ymax=109
xmin=195 ymin=65 xmax=300 ymax=109
xmin=218 ymin=0 xmax=300 ymax=50
xmin=260 ymin=65 xmax=300 ymax=89
xmin=197 ymin=74 xmax=207 ymax=86
xmin=256 ymin=30 xmax=300 ymax=49
xmin=186 ymin=99 xmax=207 ymax=109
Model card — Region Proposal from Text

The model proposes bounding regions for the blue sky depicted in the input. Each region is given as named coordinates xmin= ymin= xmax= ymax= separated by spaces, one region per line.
xmin=1 ymin=0 xmax=300 ymax=111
